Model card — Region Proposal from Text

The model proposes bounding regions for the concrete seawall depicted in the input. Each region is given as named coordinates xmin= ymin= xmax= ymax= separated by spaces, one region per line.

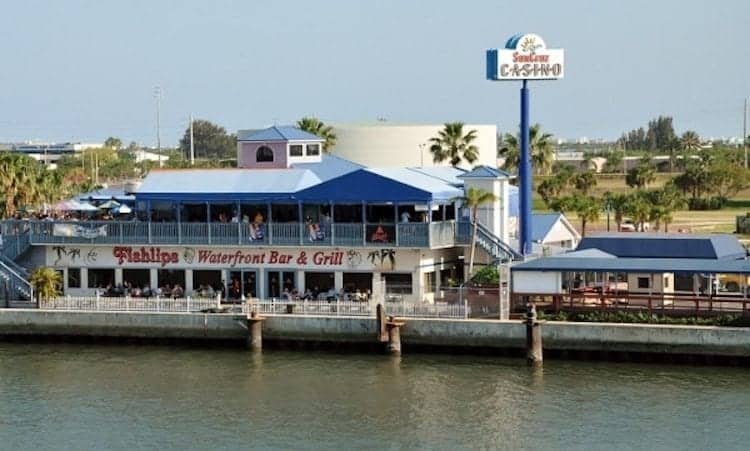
xmin=1 ymin=310 xmax=750 ymax=357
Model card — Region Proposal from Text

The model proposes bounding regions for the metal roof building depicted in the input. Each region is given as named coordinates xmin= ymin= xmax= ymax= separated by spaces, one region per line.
xmin=576 ymin=233 xmax=747 ymax=260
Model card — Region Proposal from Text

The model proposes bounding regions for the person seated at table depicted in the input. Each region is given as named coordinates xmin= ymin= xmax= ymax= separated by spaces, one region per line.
xmin=249 ymin=222 xmax=264 ymax=240
xmin=172 ymin=284 xmax=184 ymax=299
xmin=131 ymin=286 xmax=142 ymax=297
xmin=302 ymin=288 xmax=314 ymax=301
xmin=308 ymin=221 xmax=324 ymax=241
xmin=281 ymin=288 xmax=292 ymax=301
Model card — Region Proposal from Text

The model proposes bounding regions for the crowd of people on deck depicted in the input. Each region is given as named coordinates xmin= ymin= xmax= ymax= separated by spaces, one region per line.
xmin=97 ymin=282 xmax=186 ymax=298
xmin=279 ymin=285 xmax=371 ymax=303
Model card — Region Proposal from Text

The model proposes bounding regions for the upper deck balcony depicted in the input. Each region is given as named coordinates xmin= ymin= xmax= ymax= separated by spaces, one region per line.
xmin=8 ymin=219 xmax=460 ymax=249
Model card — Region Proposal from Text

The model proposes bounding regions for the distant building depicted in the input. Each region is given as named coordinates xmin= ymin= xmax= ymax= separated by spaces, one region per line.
xmin=0 ymin=141 xmax=103 ymax=166
xmin=328 ymin=123 xmax=498 ymax=170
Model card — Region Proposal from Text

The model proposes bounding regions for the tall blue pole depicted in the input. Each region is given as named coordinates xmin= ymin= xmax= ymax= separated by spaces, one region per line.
xmin=519 ymin=79 xmax=532 ymax=256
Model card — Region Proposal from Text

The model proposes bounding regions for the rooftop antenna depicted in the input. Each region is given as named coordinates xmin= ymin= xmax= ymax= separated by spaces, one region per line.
xmin=153 ymin=85 xmax=164 ymax=167
xmin=189 ymin=113 xmax=195 ymax=166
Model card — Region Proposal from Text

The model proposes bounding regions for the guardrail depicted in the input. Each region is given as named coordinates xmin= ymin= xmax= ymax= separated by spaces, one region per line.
xmin=5 ymin=219 xmax=459 ymax=249
xmin=40 ymin=296 xmax=221 ymax=312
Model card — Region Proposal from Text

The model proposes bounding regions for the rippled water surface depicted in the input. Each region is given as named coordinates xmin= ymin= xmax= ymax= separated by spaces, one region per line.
xmin=0 ymin=343 xmax=748 ymax=450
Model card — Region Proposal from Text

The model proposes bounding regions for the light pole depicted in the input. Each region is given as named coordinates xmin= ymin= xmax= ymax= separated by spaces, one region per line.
xmin=154 ymin=86 xmax=163 ymax=167
xmin=418 ymin=143 xmax=426 ymax=167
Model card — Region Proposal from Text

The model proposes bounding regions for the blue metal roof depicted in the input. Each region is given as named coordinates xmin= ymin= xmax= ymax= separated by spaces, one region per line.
xmin=512 ymin=255 xmax=750 ymax=275
xmin=135 ymin=169 xmax=321 ymax=202
xmin=407 ymin=167 xmax=468 ymax=186
xmin=290 ymin=154 xmax=363 ymax=182
xmin=366 ymin=168 xmax=463 ymax=201
xmin=237 ymin=126 xmax=323 ymax=142
xmin=577 ymin=233 xmax=747 ymax=260
xmin=531 ymin=213 xmax=562 ymax=242
xmin=295 ymin=169 xmax=458 ymax=203
xmin=457 ymin=165 xmax=512 ymax=179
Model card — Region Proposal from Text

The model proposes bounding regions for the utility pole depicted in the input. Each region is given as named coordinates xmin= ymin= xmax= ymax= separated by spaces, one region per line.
xmin=154 ymin=86 xmax=163 ymax=167
xmin=744 ymin=97 xmax=748 ymax=169
xmin=189 ymin=113 xmax=195 ymax=165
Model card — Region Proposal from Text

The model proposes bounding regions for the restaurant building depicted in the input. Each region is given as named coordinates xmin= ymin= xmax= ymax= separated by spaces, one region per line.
xmin=2 ymin=126 xmax=520 ymax=302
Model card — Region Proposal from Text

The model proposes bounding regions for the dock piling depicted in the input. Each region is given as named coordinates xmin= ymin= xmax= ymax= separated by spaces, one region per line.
xmin=525 ymin=301 xmax=543 ymax=367
xmin=246 ymin=311 xmax=266 ymax=352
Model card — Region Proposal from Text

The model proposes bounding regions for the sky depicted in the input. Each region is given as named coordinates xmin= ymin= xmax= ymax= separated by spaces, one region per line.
xmin=0 ymin=0 xmax=748 ymax=146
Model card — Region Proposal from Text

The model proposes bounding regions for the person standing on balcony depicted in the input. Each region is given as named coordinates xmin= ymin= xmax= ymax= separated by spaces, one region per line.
xmin=400 ymin=211 xmax=411 ymax=223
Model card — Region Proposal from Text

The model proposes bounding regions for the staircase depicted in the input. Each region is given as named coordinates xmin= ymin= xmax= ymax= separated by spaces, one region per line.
xmin=458 ymin=220 xmax=522 ymax=262
xmin=0 ymin=229 xmax=34 ymax=305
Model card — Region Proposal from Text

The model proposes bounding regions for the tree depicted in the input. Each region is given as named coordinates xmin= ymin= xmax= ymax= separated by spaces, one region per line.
xmin=603 ymin=192 xmax=630 ymax=231
xmin=604 ymin=150 xmax=624 ymax=173
xmin=618 ymin=116 xmax=676 ymax=151
xmin=104 ymin=137 xmax=122 ymax=149
xmin=178 ymin=119 xmax=237 ymax=160
xmin=458 ymin=187 xmax=497 ymax=276
xmin=429 ymin=122 xmax=479 ymax=167
xmin=647 ymin=185 xmax=685 ymax=232
xmin=29 ymin=267 xmax=61 ymax=306
xmin=626 ymin=156 xmax=656 ymax=189
xmin=625 ymin=193 xmax=652 ymax=232
xmin=573 ymin=196 xmax=601 ymax=237
xmin=500 ymin=123 xmax=554 ymax=175
xmin=297 ymin=117 xmax=337 ymax=152
xmin=680 ymin=130 xmax=701 ymax=153
xmin=573 ymin=171 xmax=597 ymax=195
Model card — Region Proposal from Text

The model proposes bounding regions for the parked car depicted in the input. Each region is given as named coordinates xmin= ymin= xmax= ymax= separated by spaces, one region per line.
xmin=620 ymin=219 xmax=649 ymax=232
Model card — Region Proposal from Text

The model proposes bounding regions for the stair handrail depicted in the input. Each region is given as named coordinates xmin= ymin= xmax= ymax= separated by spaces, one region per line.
xmin=472 ymin=220 xmax=523 ymax=261
xmin=0 ymin=259 xmax=33 ymax=300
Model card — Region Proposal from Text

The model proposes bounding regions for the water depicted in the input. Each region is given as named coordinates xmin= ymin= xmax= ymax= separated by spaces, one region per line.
xmin=0 ymin=343 xmax=748 ymax=450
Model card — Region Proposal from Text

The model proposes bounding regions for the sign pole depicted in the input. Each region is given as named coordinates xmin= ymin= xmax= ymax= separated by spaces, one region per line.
xmin=519 ymin=79 xmax=532 ymax=256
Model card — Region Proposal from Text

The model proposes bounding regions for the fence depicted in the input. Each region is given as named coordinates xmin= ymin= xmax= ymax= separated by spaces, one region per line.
xmin=41 ymin=296 xmax=222 ymax=312
xmin=512 ymin=292 xmax=750 ymax=317
xmin=36 ymin=296 xmax=468 ymax=318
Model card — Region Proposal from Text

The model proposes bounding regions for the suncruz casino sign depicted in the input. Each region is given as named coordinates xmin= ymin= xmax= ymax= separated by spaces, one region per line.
xmin=486 ymin=33 xmax=564 ymax=80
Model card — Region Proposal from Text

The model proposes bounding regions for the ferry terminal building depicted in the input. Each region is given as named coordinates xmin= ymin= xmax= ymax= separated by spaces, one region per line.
xmin=11 ymin=126 xmax=519 ymax=302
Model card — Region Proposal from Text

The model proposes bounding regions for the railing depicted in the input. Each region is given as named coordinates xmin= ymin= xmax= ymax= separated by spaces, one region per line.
xmin=472 ymin=221 xmax=522 ymax=261
xmin=512 ymin=292 xmax=750 ymax=317
xmin=0 ymin=259 xmax=33 ymax=301
xmin=34 ymin=296 xmax=468 ymax=318
xmin=40 ymin=296 xmax=221 ymax=312
xmin=6 ymin=219 xmax=458 ymax=249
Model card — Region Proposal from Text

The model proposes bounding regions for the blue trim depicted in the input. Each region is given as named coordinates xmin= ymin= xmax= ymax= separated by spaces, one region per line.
xmin=519 ymin=79 xmax=532 ymax=256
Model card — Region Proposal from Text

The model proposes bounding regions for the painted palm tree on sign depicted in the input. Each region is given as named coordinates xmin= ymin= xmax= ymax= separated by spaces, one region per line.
xmin=429 ymin=122 xmax=479 ymax=167
xmin=296 ymin=117 xmax=337 ymax=152
xmin=457 ymin=187 xmax=497 ymax=276
xmin=499 ymin=123 xmax=554 ymax=175
xmin=30 ymin=267 xmax=61 ymax=307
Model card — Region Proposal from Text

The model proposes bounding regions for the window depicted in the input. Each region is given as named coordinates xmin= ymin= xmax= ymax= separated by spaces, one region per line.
xmin=306 ymin=143 xmax=320 ymax=156
xmin=289 ymin=144 xmax=303 ymax=157
xmin=88 ymin=269 xmax=115 ymax=288
xmin=256 ymin=146 xmax=274 ymax=162
xmin=637 ymin=277 xmax=650 ymax=289
xmin=674 ymin=273 xmax=694 ymax=291
xmin=423 ymin=272 xmax=435 ymax=293
xmin=123 ymin=269 xmax=150 ymax=288
xmin=383 ymin=273 xmax=413 ymax=295
xmin=67 ymin=268 xmax=81 ymax=288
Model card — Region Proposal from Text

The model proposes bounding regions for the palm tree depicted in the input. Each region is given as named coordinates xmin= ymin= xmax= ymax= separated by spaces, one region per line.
xmin=458 ymin=187 xmax=497 ymax=276
xmin=499 ymin=123 xmax=554 ymax=175
xmin=603 ymin=192 xmax=630 ymax=231
xmin=30 ymin=267 xmax=61 ymax=307
xmin=680 ymin=130 xmax=701 ymax=153
xmin=625 ymin=193 xmax=652 ymax=232
xmin=429 ymin=122 xmax=479 ymax=167
xmin=296 ymin=117 xmax=337 ymax=152
xmin=573 ymin=196 xmax=601 ymax=237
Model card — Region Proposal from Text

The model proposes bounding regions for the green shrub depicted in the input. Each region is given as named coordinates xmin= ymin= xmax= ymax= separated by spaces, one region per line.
xmin=537 ymin=310 xmax=747 ymax=327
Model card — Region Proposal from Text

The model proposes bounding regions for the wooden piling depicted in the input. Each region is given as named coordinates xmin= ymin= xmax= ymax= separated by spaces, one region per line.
xmin=246 ymin=311 xmax=266 ymax=352
xmin=525 ymin=302 xmax=543 ymax=367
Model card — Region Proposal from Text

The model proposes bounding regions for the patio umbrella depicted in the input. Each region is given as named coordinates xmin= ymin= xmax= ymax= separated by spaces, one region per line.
xmin=53 ymin=200 xmax=77 ymax=211
xmin=98 ymin=199 xmax=120 ymax=209
xmin=72 ymin=201 xmax=99 ymax=212
xmin=113 ymin=204 xmax=132 ymax=214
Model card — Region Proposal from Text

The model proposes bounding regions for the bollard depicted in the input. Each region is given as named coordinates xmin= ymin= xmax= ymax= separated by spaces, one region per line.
xmin=525 ymin=301 xmax=543 ymax=367
xmin=246 ymin=310 xmax=266 ymax=352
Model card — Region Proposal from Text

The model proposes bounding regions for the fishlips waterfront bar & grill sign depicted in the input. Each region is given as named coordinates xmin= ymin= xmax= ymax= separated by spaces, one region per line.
xmin=47 ymin=246 xmax=411 ymax=271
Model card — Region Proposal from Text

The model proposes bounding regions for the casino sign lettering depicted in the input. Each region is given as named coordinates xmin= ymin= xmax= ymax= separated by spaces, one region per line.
xmin=486 ymin=33 xmax=564 ymax=80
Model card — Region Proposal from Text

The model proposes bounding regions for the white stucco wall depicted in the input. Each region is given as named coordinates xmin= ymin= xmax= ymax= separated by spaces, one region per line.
xmin=330 ymin=124 xmax=498 ymax=170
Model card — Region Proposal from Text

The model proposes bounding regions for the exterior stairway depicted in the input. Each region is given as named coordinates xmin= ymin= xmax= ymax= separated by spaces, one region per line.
xmin=457 ymin=220 xmax=522 ymax=262
xmin=0 ymin=230 xmax=34 ymax=305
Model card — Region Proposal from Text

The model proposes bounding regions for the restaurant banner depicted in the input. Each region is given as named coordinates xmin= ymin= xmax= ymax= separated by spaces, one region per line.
xmin=53 ymin=224 xmax=108 ymax=239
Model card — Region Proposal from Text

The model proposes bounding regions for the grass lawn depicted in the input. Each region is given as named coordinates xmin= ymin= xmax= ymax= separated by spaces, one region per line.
xmin=528 ymin=174 xmax=750 ymax=237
